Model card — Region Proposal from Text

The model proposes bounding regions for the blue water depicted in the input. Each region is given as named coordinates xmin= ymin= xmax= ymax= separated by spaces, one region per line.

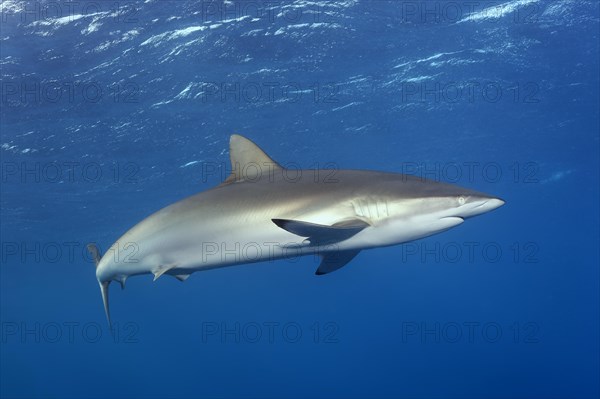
xmin=1 ymin=1 xmax=599 ymax=398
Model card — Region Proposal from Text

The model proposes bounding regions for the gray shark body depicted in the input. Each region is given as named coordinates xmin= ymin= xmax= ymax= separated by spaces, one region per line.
xmin=89 ymin=135 xmax=504 ymax=325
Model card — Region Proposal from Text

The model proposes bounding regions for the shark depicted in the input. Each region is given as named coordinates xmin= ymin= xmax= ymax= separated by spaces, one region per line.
xmin=88 ymin=134 xmax=505 ymax=326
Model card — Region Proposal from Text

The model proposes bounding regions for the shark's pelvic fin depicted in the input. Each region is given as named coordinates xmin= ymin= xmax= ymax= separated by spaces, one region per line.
xmin=272 ymin=218 xmax=369 ymax=245
xmin=222 ymin=134 xmax=282 ymax=185
xmin=316 ymin=250 xmax=361 ymax=275
xmin=152 ymin=263 xmax=178 ymax=281
xmin=117 ymin=275 xmax=127 ymax=290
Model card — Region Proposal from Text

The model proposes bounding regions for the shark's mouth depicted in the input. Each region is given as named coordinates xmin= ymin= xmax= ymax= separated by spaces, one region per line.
xmin=441 ymin=216 xmax=464 ymax=222
xmin=437 ymin=216 xmax=465 ymax=229
xmin=473 ymin=200 xmax=489 ymax=209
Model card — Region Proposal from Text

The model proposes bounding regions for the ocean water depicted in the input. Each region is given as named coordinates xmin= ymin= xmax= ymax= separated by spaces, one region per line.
xmin=1 ymin=1 xmax=599 ymax=398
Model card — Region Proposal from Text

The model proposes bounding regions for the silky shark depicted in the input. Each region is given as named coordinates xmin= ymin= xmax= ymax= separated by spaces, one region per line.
xmin=88 ymin=135 xmax=504 ymax=326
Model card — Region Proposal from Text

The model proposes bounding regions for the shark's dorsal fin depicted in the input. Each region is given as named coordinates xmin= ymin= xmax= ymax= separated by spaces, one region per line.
xmin=222 ymin=134 xmax=282 ymax=185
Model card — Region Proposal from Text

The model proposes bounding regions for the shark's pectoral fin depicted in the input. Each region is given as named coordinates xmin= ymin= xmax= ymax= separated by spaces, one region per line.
xmin=174 ymin=274 xmax=190 ymax=282
xmin=272 ymin=218 xmax=369 ymax=245
xmin=316 ymin=250 xmax=361 ymax=275
xmin=152 ymin=264 xmax=178 ymax=281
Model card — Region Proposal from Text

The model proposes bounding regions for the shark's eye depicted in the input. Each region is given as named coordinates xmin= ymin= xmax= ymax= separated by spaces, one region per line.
xmin=458 ymin=196 xmax=466 ymax=205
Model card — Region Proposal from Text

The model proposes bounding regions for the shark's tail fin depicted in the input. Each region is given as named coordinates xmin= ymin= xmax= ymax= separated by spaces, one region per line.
xmin=87 ymin=243 xmax=112 ymax=328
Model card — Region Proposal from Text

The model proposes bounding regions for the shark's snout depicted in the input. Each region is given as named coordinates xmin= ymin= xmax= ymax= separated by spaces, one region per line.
xmin=458 ymin=196 xmax=505 ymax=219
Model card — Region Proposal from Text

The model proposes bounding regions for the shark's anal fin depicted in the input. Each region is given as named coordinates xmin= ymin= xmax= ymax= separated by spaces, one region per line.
xmin=316 ymin=250 xmax=361 ymax=275
xmin=221 ymin=134 xmax=282 ymax=185
xmin=174 ymin=274 xmax=190 ymax=282
xmin=152 ymin=264 xmax=178 ymax=281
xmin=272 ymin=218 xmax=369 ymax=245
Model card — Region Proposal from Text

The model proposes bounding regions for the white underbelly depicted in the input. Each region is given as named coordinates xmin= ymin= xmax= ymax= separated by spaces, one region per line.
xmin=114 ymin=209 xmax=463 ymax=276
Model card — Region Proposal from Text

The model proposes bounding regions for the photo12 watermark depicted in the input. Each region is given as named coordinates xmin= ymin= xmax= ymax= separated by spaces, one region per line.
xmin=1 ymin=1 xmax=139 ymax=24
xmin=180 ymin=1 xmax=351 ymax=25
xmin=1 ymin=321 xmax=140 ymax=344
xmin=200 ymin=321 xmax=340 ymax=344
xmin=400 ymin=321 xmax=541 ymax=344
xmin=169 ymin=81 xmax=340 ymax=105
xmin=199 ymin=161 xmax=341 ymax=184
xmin=397 ymin=241 xmax=539 ymax=264
xmin=392 ymin=1 xmax=541 ymax=25
xmin=0 ymin=241 xmax=141 ymax=266
xmin=397 ymin=81 xmax=541 ymax=105
xmin=195 ymin=160 xmax=541 ymax=185
xmin=1 ymin=80 xmax=139 ymax=107
xmin=1 ymin=161 xmax=140 ymax=184
xmin=0 ymin=239 xmax=540 ymax=268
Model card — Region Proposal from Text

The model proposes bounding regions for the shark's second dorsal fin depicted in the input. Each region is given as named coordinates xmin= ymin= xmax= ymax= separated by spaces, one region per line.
xmin=222 ymin=134 xmax=282 ymax=185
